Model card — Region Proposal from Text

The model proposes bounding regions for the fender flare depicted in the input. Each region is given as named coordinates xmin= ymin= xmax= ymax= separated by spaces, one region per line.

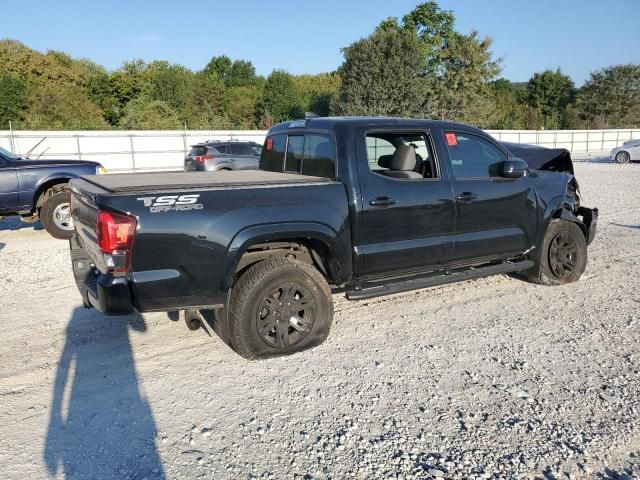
xmin=222 ymin=221 xmax=348 ymax=294
xmin=33 ymin=173 xmax=79 ymax=208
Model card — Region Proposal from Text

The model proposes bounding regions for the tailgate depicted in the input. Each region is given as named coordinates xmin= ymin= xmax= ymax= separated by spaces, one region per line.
xmin=69 ymin=179 xmax=106 ymax=269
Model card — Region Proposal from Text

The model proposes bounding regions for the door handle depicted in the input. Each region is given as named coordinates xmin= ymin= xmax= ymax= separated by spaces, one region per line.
xmin=455 ymin=192 xmax=478 ymax=204
xmin=369 ymin=196 xmax=396 ymax=207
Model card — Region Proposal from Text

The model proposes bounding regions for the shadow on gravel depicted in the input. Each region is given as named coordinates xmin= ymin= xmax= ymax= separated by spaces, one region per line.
xmin=0 ymin=216 xmax=44 ymax=232
xmin=612 ymin=223 xmax=640 ymax=230
xmin=44 ymin=307 xmax=165 ymax=479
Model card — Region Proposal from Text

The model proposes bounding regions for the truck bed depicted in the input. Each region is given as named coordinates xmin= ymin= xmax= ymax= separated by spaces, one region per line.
xmin=80 ymin=170 xmax=331 ymax=194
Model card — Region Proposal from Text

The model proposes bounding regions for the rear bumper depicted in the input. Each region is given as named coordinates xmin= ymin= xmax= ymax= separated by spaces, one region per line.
xmin=69 ymin=234 xmax=135 ymax=315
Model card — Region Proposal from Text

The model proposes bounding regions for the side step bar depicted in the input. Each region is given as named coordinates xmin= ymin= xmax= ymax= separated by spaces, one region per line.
xmin=346 ymin=259 xmax=534 ymax=301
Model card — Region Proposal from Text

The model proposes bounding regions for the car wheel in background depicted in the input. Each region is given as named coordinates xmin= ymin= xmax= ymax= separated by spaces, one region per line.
xmin=615 ymin=151 xmax=631 ymax=164
xmin=228 ymin=257 xmax=333 ymax=359
xmin=526 ymin=219 xmax=587 ymax=286
xmin=40 ymin=191 xmax=74 ymax=239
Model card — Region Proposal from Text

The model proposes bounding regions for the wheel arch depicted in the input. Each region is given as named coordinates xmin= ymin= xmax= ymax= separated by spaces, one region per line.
xmin=33 ymin=176 xmax=73 ymax=211
xmin=224 ymin=222 xmax=351 ymax=293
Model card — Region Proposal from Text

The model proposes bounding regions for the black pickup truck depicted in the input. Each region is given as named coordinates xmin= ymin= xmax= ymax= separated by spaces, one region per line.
xmin=69 ymin=117 xmax=597 ymax=359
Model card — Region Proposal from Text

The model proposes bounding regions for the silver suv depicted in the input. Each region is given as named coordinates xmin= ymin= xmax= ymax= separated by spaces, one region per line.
xmin=184 ymin=141 xmax=262 ymax=171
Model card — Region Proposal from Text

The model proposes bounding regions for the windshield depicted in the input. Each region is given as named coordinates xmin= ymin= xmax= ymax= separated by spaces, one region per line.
xmin=0 ymin=146 xmax=20 ymax=160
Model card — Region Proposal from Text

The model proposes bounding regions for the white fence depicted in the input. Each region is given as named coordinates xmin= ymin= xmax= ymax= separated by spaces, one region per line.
xmin=1 ymin=128 xmax=639 ymax=173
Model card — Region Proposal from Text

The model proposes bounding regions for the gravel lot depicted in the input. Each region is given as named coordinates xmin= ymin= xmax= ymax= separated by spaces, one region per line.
xmin=1 ymin=157 xmax=639 ymax=480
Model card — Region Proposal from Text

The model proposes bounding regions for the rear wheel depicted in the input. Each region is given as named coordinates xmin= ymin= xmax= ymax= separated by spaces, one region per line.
xmin=526 ymin=219 xmax=587 ymax=285
xmin=228 ymin=257 xmax=333 ymax=359
xmin=615 ymin=151 xmax=631 ymax=164
xmin=40 ymin=190 xmax=74 ymax=239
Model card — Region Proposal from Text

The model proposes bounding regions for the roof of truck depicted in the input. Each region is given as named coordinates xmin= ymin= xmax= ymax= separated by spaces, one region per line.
xmin=268 ymin=116 xmax=485 ymax=135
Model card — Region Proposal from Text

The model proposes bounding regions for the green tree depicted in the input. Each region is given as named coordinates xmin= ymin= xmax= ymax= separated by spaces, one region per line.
xmin=293 ymin=74 xmax=341 ymax=116
xmin=227 ymin=60 xmax=258 ymax=87
xmin=527 ymin=69 xmax=575 ymax=129
xmin=182 ymin=73 xmax=227 ymax=128
xmin=485 ymin=79 xmax=529 ymax=129
xmin=225 ymin=86 xmax=261 ymax=128
xmin=256 ymin=70 xmax=305 ymax=123
xmin=24 ymin=84 xmax=108 ymax=130
xmin=119 ymin=98 xmax=181 ymax=130
xmin=333 ymin=28 xmax=426 ymax=116
xmin=202 ymin=55 xmax=232 ymax=82
xmin=575 ymin=64 xmax=640 ymax=128
xmin=334 ymin=2 xmax=501 ymax=121
xmin=0 ymin=71 xmax=27 ymax=127
xmin=147 ymin=61 xmax=192 ymax=113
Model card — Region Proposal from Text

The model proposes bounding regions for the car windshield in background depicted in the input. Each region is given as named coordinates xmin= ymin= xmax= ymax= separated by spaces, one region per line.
xmin=0 ymin=146 xmax=20 ymax=160
xmin=260 ymin=133 xmax=336 ymax=178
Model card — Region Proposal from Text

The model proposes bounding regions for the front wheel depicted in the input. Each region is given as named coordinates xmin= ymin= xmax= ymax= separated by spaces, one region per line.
xmin=615 ymin=151 xmax=631 ymax=164
xmin=40 ymin=191 xmax=74 ymax=239
xmin=228 ymin=257 xmax=333 ymax=359
xmin=526 ymin=219 xmax=587 ymax=286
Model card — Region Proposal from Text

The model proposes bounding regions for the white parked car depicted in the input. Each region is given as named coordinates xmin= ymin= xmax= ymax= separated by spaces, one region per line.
xmin=611 ymin=139 xmax=640 ymax=164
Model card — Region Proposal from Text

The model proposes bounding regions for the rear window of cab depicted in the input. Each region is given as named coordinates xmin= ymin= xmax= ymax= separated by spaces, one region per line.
xmin=260 ymin=133 xmax=336 ymax=178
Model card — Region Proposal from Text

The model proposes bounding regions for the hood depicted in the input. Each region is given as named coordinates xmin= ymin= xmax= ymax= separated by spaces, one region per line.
xmin=14 ymin=158 xmax=102 ymax=168
xmin=501 ymin=142 xmax=574 ymax=175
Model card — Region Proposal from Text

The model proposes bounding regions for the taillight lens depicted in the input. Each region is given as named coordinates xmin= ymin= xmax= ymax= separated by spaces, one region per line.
xmin=96 ymin=210 xmax=137 ymax=275
xmin=194 ymin=154 xmax=214 ymax=163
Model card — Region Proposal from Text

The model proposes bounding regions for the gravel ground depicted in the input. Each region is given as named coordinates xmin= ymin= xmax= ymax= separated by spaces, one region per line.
xmin=0 ymin=157 xmax=639 ymax=480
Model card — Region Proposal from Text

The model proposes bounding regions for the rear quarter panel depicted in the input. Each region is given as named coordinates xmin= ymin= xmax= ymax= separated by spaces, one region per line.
xmin=94 ymin=181 xmax=351 ymax=311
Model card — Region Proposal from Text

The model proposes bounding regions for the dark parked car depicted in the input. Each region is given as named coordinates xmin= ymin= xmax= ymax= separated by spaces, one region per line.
xmin=0 ymin=146 xmax=106 ymax=238
xmin=68 ymin=117 xmax=597 ymax=359
xmin=184 ymin=140 xmax=262 ymax=172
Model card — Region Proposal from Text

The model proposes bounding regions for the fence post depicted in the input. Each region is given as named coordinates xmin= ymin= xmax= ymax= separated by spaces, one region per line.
xmin=8 ymin=120 xmax=15 ymax=153
xmin=183 ymin=124 xmax=188 ymax=157
xmin=76 ymin=135 xmax=82 ymax=160
xmin=570 ymin=131 xmax=574 ymax=153
xmin=129 ymin=135 xmax=136 ymax=172
xmin=601 ymin=131 xmax=605 ymax=152
xmin=586 ymin=130 xmax=589 ymax=153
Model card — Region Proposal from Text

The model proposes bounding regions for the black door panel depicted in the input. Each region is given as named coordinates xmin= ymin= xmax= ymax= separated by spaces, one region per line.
xmin=353 ymin=127 xmax=455 ymax=277
xmin=443 ymin=131 xmax=538 ymax=262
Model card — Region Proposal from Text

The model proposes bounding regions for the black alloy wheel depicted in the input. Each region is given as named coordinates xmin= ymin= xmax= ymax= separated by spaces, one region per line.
xmin=257 ymin=282 xmax=316 ymax=349
xmin=548 ymin=232 xmax=578 ymax=279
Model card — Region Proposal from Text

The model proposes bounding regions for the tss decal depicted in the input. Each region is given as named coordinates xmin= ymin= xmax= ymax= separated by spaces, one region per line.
xmin=137 ymin=194 xmax=204 ymax=213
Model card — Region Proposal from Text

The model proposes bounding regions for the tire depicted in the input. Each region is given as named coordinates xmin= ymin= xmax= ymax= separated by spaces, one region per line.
xmin=40 ymin=190 xmax=74 ymax=240
xmin=615 ymin=151 xmax=631 ymax=164
xmin=526 ymin=219 xmax=587 ymax=286
xmin=228 ymin=257 xmax=333 ymax=359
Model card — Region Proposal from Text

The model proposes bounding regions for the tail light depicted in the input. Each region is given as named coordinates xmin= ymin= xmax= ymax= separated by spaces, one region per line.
xmin=96 ymin=210 xmax=137 ymax=275
xmin=193 ymin=154 xmax=214 ymax=163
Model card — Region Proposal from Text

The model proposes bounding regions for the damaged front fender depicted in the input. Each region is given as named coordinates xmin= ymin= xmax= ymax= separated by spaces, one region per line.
xmin=559 ymin=206 xmax=598 ymax=245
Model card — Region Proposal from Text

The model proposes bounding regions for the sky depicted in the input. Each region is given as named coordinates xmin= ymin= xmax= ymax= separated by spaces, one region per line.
xmin=2 ymin=0 xmax=639 ymax=86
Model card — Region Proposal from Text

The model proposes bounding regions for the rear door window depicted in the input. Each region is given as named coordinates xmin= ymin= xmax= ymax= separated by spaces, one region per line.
xmin=260 ymin=134 xmax=287 ymax=172
xmin=285 ymin=135 xmax=304 ymax=173
xmin=260 ymin=133 xmax=336 ymax=178
xmin=212 ymin=144 xmax=228 ymax=154
xmin=302 ymin=134 xmax=335 ymax=178
xmin=230 ymin=144 xmax=250 ymax=155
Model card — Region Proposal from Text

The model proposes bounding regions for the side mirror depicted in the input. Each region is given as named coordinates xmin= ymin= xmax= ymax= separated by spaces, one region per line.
xmin=499 ymin=158 xmax=528 ymax=178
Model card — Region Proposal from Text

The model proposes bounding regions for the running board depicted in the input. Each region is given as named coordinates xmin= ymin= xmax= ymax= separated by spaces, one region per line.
xmin=346 ymin=259 xmax=534 ymax=301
